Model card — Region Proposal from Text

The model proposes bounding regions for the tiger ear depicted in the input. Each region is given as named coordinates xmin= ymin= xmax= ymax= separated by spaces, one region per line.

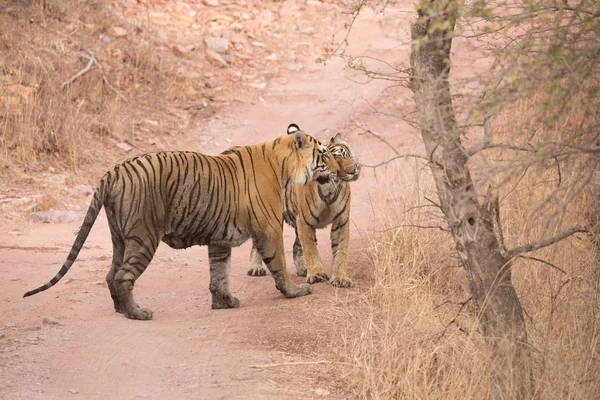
xmin=331 ymin=133 xmax=343 ymax=143
xmin=293 ymin=130 xmax=308 ymax=149
xmin=287 ymin=123 xmax=300 ymax=135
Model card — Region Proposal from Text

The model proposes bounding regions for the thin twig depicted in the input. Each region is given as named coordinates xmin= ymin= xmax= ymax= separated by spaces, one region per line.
xmin=373 ymin=224 xmax=450 ymax=233
xmin=362 ymin=154 xmax=429 ymax=169
xmin=516 ymin=255 xmax=567 ymax=275
xmin=88 ymin=51 xmax=129 ymax=104
xmin=249 ymin=361 xmax=357 ymax=369
xmin=507 ymin=226 xmax=587 ymax=257
xmin=60 ymin=54 xmax=94 ymax=89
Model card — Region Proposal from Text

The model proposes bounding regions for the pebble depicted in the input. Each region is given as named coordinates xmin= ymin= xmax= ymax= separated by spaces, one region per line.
xmin=68 ymin=388 xmax=78 ymax=394
xmin=315 ymin=388 xmax=331 ymax=396
xmin=205 ymin=50 xmax=228 ymax=68
xmin=42 ymin=317 xmax=61 ymax=326
xmin=204 ymin=37 xmax=229 ymax=54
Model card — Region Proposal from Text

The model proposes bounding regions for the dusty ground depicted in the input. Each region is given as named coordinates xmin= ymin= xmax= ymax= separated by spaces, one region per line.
xmin=0 ymin=1 xmax=432 ymax=399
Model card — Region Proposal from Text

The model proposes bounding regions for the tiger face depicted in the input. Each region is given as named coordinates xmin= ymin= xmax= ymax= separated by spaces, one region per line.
xmin=286 ymin=123 xmax=337 ymax=185
xmin=328 ymin=133 xmax=361 ymax=182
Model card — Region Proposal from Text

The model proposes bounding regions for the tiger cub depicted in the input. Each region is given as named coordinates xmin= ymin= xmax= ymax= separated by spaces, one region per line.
xmin=24 ymin=125 xmax=336 ymax=320
xmin=248 ymin=132 xmax=360 ymax=287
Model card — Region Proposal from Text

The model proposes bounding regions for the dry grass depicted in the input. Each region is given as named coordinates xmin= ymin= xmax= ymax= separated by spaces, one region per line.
xmin=335 ymin=94 xmax=600 ymax=398
xmin=0 ymin=0 xmax=200 ymax=175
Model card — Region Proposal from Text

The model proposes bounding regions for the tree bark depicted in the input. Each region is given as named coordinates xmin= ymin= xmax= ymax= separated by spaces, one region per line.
xmin=409 ymin=1 xmax=533 ymax=398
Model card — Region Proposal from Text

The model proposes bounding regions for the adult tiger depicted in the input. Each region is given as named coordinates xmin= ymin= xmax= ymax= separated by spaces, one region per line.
xmin=23 ymin=124 xmax=336 ymax=320
xmin=247 ymin=132 xmax=360 ymax=287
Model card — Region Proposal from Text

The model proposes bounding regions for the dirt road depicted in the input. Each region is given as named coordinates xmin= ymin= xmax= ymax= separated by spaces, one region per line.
xmin=0 ymin=5 xmax=421 ymax=399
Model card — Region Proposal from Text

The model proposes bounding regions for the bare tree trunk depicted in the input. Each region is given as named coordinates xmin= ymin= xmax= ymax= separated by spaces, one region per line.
xmin=409 ymin=2 xmax=533 ymax=398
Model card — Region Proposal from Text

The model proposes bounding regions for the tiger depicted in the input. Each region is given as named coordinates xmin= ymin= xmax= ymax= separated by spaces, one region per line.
xmin=23 ymin=124 xmax=337 ymax=320
xmin=247 ymin=132 xmax=360 ymax=287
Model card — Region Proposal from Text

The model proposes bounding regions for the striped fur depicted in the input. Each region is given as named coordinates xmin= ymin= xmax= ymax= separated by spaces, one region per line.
xmin=23 ymin=125 xmax=336 ymax=320
xmin=248 ymin=133 xmax=360 ymax=287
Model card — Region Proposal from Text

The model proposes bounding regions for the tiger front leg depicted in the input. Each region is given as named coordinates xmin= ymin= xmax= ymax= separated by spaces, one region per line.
xmin=247 ymin=245 xmax=267 ymax=277
xmin=330 ymin=206 xmax=353 ymax=288
xmin=255 ymin=233 xmax=312 ymax=298
xmin=296 ymin=216 xmax=329 ymax=284
xmin=208 ymin=245 xmax=240 ymax=309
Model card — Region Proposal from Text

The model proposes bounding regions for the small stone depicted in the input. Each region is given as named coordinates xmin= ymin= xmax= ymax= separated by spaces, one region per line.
xmin=68 ymin=389 xmax=78 ymax=394
xmin=203 ymin=0 xmax=218 ymax=6
xmin=204 ymin=37 xmax=229 ymax=54
xmin=5 ymin=322 xmax=15 ymax=328
xmin=265 ymin=53 xmax=277 ymax=61
xmin=109 ymin=26 xmax=127 ymax=38
xmin=116 ymin=142 xmax=133 ymax=152
xmin=170 ymin=44 xmax=190 ymax=57
xmin=205 ymin=50 xmax=228 ymax=68
xmin=251 ymin=41 xmax=265 ymax=47
xmin=43 ymin=317 xmax=61 ymax=326
xmin=0 ymin=332 xmax=5 ymax=339
xmin=142 ymin=119 xmax=159 ymax=127
xmin=29 ymin=210 xmax=80 ymax=224
xmin=315 ymin=388 xmax=330 ymax=396
xmin=25 ymin=325 xmax=42 ymax=331
xmin=205 ymin=77 xmax=217 ymax=88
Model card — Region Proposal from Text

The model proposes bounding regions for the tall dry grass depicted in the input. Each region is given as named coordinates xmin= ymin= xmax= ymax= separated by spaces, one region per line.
xmin=336 ymin=97 xmax=600 ymax=398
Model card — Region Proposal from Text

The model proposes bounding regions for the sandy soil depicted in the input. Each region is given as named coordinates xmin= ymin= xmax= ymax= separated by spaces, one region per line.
xmin=0 ymin=3 xmax=432 ymax=399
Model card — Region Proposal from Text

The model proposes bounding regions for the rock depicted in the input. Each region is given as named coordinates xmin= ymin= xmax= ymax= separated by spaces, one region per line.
xmin=68 ymin=389 xmax=78 ymax=394
xmin=170 ymin=44 xmax=190 ymax=57
xmin=42 ymin=317 xmax=61 ymax=326
xmin=5 ymin=322 xmax=15 ymax=328
xmin=25 ymin=325 xmax=42 ymax=331
xmin=315 ymin=388 xmax=330 ymax=396
xmin=0 ymin=332 xmax=5 ymax=339
xmin=251 ymin=41 xmax=265 ymax=47
xmin=265 ymin=53 xmax=277 ymax=61
xmin=248 ymin=78 xmax=267 ymax=90
xmin=29 ymin=209 xmax=80 ymax=224
xmin=109 ymin=26 xmax=127 ymax=38
xmin=116 ymin=142 xmax=133 ymax=152
xmin=205 ymin=77 xmax=217 ymax=88
xmin=205 ymin=50 xmax=228 ymax=68
xmin=204 ymin=37 xmax=229 ymax=54
xmin=203 ymin=0 xmax=218 ymax=6
xmin=142 ymin=119 xmax=159 ymax=127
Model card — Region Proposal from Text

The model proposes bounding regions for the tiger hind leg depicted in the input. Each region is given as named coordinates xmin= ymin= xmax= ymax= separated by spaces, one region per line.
xmin=106 ymin=231 xmax=125 ymax=313
xmin=114 ymin=237 xmax=158 ymax=320
xmin=247 ymin=245 xmax=267 ymax=276
xmin=209 ymin=245 xmax=240 ymax=309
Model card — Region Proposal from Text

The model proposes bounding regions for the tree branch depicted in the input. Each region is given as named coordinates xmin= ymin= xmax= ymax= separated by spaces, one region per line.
xmin=60 ymin=54 xmax=94 ymax=89
xmin=507 ymin=226 xmax=587 ymax=257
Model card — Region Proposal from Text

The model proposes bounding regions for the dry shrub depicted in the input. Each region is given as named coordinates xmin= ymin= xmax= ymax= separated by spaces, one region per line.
xmin=336 ymin=191 xmax=492 ymax=399
xmin=337 ymin=89 xmax=600 ymax=398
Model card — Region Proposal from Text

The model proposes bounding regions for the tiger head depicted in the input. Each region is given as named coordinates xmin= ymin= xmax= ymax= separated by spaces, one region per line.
xmin=285 ymin=123 xmax=338 ymax=185
xmin=328 ymin=133 xmax=361 ymax=182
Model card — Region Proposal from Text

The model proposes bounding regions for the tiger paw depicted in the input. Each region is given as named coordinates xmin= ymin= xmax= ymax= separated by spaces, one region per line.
xmin=281 ymin=283 xmax=313 ymax=298
xmin=247 ymin=267 xmax=267 ymax=277
xmin=124 ymin=307 xmax=153 ymax=320
xmin=330 ymin=276 xmax=354 ymax=288
xmin=307 ymin=272 xmax=329 ymax=284
xmin=295 ymin=264 xmax=307 ymax=277
xmin=211 ymin=294 xmax=240 ymax=309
